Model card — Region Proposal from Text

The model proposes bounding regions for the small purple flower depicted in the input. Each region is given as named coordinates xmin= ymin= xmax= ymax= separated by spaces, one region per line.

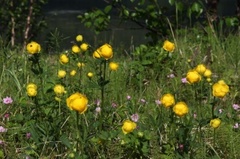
xmin=178 ymin=144 xmax=184 ymax=151
xmin=218 ymin=109 xmax=223 ymax=114
xmin=155 ymin=99 xmax=161 ymax=105
xmin=232 ymin=104 xmax=240 ymax=110
xmin=167 ymin=74 xmax=175 ymax=78
xmin=0 ymin=126 xmax=7 ymax=133
xmin=95 ymin=99 xmax=101 ymax=106
xmin=3 ymin=96 xmax=13 ymax=104
xmin=26 ymin=132 xmax=31 ymax=139
xmin=131 ymin=113 xmax=139 ymax=122
xmin=127 ymin=95 xmax=131 ymax=100
xmin=140 ymin=99 xmax=146 ymax=104
xmin=181 ymin=78 xmax=188 ymax=84
xmin=95 ymin=106 xmax=101 ymax=113
xmin=233 ymin=123 xmax=239 ymax=129
xmin=0 ymin=140 xmax=4 ymax=145
xmin=111 ymin=102 xmax=117 ymax=108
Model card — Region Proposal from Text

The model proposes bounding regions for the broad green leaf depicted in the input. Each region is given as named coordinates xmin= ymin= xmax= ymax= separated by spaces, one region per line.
xmin=104 ymin=5 xmax=112 ymax=13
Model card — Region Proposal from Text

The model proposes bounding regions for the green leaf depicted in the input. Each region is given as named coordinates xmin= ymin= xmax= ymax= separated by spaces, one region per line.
xmin=104 ymin=5 xmax=112 ymax=13
xmin=60 ymin=134 xmax=72 ymax=148
xmin=168 ymin=0 xmax=175 ymax=5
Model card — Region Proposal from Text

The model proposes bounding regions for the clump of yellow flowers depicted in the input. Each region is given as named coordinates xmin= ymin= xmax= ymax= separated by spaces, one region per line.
xmin=186 ymin=64 xmax=212 ymax=84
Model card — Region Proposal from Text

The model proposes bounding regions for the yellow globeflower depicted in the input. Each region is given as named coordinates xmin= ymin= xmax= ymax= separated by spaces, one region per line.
xmin=163 ymin=40 xmax=175 ymax=52
xmin=93 ymin=50 xmax=101 ymax=59
xmin=27 ymin=83 xmax=37 ymax=90
xmin=212 ymin=80 xmax=229 ymax=98
xmin=76 ymin=35 xmax=83 ymax=42
xmin=204 ymin=69 xmax=212 ymax=78
xmin=160 ymin=93 xmax=175 ymax=108
xmin=53 ymin=84 xmax=66 ymax=96
xmin=87 ymin=72 xmax=93 ymax=78
xmin=99 ymin=43 xmax=113 ymax=60
xmin=26 ymin=41 xmax=41 ymax=54
xmin=58 ymin=70 xmax=66 ymax=78
xmin=210 ymin=118 xmax=221 ymax=128
xmin=195 ymin=64 xmax=207 ymax=74
xmin=122 ymin=120 xmax=137 ymax=134
xmin=77 ymin=62 xmax=85 ymax=68
xmin=70 ymin=70 xmax=77 ymax=76
xmin=173 ymin=102 xmax=189 ymax=117
xmin=59 ymin=54 xmax=69 ymax=64
xmin=66 ymin=92 xmax=88 ymax=114
xmin=72 ymin=45 xmax=81 ymax=53
xmin=109 ymin=62 xmax=119 ymax=71
xmin=27 ymin=87 xmax=37 ymax=97
xmin=80 ymin=43 xmax=88 ymax=51
xmin=186 ymin=70 xmax=201 ymax=84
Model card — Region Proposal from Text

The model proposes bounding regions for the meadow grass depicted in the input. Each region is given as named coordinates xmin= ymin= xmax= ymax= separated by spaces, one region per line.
xmin=0 ymin=27 xmax=239 ymax=159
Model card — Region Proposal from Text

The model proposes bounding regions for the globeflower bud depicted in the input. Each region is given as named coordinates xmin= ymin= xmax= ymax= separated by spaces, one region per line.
xmin=173 ymin=102 xmax=189 ymax=117
xmin=210 ymin=118 xmax=221 ymax=128
xmin=59 ymin=54 xmax=69 ymax=64
xmin=163 ymin=40 xmax=175 ymax=52
xmin=186 ymin=70 xmax=201 ymax=84
xmin=122 ymin=120 xmax=137 ymax=134
xmin=26 ymin=41 xmax=41 ymax=54
xmin=66 ymin=92 xmax=88 ymax=114
xmin=160 ymin=93 xmax=175 ymax=108
xmin=109 ymin=62 xmax=119 ymax=71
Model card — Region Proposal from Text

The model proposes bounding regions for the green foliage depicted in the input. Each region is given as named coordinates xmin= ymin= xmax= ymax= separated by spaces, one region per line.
xmin=0 ymin=0 xmax=47 ymax=46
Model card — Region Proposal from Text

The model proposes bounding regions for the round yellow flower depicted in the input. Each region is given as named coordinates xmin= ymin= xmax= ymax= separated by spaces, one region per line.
xmin=160 ymin=93 xmax=175 ymax=108
xmin=87 ymin=72 xmax=93 ymax=78
xmin=99 ymin=43 xmax=113 ymax=60
xmin=122 ymin=120 xmax=137 ymax=134
xmin=26 ymin=41 xmax=41 ymax=54
xmin=80 ymin=43 xmax=88 ymax=51
xmin=66 ymin=92 xmax=88 ymax=114
xmin=195 ymin=64 xmax=206 ymax=74
xmin=93 ymin=50 xmax=101 ymax=59
xmin=77 ymin=62 xmax=85 ymax=68
xmin=204 ymin=69 xmax=212 ymax=78
xmin=109 ymin=62 xmax=119 ymax=71
xmin=212 ymin=80 xmax=229 ymax=98
xmin=58 ymin=70 xmax=66 ymax=78
xmin=59 ymin=54 xmax=69 ymax=64
xmin=70 ymin=70 xmax=77 ymax=76
xmin=173 ymin=102 xmax=189 ymax=117
xmin=27 ymin=83 xmax=37 ymax=90
xmin=210 ymin=118 xmax=221 ymax=128
xmin=186 ymin=70 xmax=201 ymax=84
xmin=76 ymin=35 xmax=83 ymax=42
xmin=53 ymin=84 xmax=66 ymax=96
xmin=72 ymin=45 xmax=81 ymax=53
xmin=163 ymin=40 xmax=175 ymax=52
xmin=27 ymin=87 xmax=37 ymax=97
